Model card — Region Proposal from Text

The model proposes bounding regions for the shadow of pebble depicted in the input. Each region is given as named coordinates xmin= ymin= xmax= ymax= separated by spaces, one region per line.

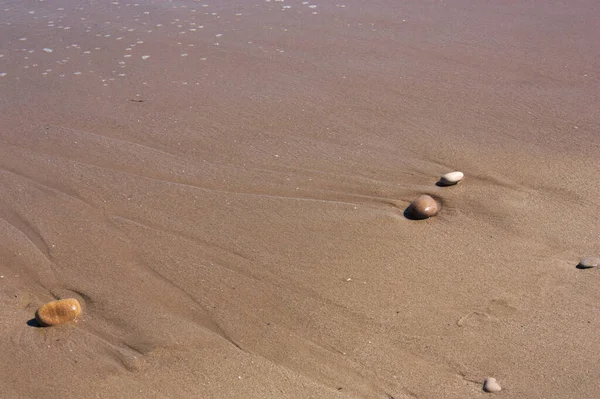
xmin=404 ymin=205 xmax=422 ymax=220
xmin=26 ymin=318 xmax=42 ymax=328
xmin=576 ymin=264 xmax=596 ymax=270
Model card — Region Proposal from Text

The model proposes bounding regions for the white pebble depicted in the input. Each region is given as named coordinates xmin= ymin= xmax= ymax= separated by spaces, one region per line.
xmin=577 ymin=256 xmax=600 ymax=269
xmin=439 ymin=171 xmax=464 ymax=186
xmin=483 ymin=377 xmax=502 ymax=393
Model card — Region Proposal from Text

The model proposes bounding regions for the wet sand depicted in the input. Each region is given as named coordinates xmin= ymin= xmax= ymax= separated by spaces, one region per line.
xmin=1 ymin=0 xmax=599 ymax=397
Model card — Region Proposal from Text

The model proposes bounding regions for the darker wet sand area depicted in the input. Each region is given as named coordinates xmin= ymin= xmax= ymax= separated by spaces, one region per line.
xmin=1 ymin=0 xmax=599 ymax=398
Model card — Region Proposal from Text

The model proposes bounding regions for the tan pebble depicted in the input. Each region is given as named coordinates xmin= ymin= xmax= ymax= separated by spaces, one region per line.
xmin=407 ymin=195 xmax=439 ymax=219
xmin=483 ymin=377 xmax=502 ymax=393
xmin=439 ymin=171 xmax=464 ymax=186
xmin=35 ymin=298 xmax=82 ymax=327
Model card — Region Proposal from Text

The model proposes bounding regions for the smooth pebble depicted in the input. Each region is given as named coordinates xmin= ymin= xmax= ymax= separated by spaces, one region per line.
xmin=577 ymin=256 xmax=600 ymax=269
xmin=483 ymin=377 xmax=502 ymax=393
xmin=407 ymin=195 xmax=439 ymax=219
xmin=35 ymin=298 xmax=82 ymax=327
xmin=439 ymin=171 xmax=464 ymax=186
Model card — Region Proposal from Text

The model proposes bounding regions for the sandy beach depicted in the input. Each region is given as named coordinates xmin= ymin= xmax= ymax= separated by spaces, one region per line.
xmin=1 ymin=0 xmax=599 ymax=397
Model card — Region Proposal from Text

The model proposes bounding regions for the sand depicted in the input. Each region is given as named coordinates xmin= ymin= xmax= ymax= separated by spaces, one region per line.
xmin=1 ymin=0 xmax=599 ymax=397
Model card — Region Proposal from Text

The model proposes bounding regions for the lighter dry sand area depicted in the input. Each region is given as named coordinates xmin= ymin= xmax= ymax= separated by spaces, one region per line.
xmin=0 ymin=0 xmax=599 ymax=398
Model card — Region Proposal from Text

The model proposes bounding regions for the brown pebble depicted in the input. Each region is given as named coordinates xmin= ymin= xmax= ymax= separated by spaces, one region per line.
xmin=35 ymin=298 xmax=82 ymax=327
xmin=406 ymin=195 xmax=439 ymax=219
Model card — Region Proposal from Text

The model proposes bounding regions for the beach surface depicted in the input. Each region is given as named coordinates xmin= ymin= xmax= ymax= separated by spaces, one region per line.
xmin=1 ymin=0 xmax=599 ymax=397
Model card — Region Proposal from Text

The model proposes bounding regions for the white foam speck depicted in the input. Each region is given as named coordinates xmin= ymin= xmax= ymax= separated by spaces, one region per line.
xmin=124 ymin=54 xmax=132 ymax=58
xmin=141 ymin=55 xmax=150 ymax=60
xmin=43 ymin=48 xmax=53 ymax=53
xmin=0 ymin=73 xmax=6 ymax=77
xmin=19 ymin=37 xmax=27 ymax=41
xmin=74 ymin=71 xmax=82 ymax=75
xmin=181 ymin=53 xmax=188 ymax=56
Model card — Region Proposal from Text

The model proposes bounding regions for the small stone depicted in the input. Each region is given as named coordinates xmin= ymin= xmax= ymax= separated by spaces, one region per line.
xmin=483 ymin=377 xmax=502 ymax=393
xmin=577 ymin=256 xmax=600 ymax=269
xmin=35 ymin=298 xmax=82 ymax=327
xmin=439 ymin=171 xmax=464 ymax=186
xmin=406 ymin=195 xmax=439 ymax=220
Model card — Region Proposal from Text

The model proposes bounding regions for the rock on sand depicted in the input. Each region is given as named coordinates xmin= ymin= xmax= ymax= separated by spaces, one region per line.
xmin=577 ymin=256 xmax=600 ymax=269
xmin=35 ymin=298 xmax=82 ymax=327
xmin=406 ymin=195 xmax=439 ymax=220
xmin=483 ymin=377 xmax=502 ymax=393
xmin=439 ymin=171 xmax=464 ymax=186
